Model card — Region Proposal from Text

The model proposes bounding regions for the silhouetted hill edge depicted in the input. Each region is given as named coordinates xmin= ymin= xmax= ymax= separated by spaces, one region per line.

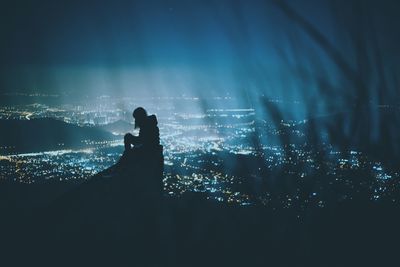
xmin=0 ymin=118 xmax=117 ymax=153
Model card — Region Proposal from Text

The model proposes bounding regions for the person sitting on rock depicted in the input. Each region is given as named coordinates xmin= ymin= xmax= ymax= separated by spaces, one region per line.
xmin=124 ymin=107 xmax=160 ymax=151
xmin=113 ymin=107 xmax=161 ymax=172
xmin=102 ymin=107 xmax=163 ymax=198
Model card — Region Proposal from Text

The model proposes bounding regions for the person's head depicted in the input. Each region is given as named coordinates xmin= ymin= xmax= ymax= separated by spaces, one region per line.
xmin=133 ymin=107 xmax=147 ymax=128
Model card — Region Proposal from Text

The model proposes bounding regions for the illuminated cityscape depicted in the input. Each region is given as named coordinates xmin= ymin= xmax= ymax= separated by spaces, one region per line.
xmin=1 ymin=93 xmax=399 ymax=209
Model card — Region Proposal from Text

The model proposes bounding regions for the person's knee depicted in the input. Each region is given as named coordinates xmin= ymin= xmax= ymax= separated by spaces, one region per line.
xmin=124 ymin=133 xmax=133 ymax=149
xmin=125 ymin=133 xmax=134 ymax=142
xmin=124 ymin=133 xmax=132 ymax=140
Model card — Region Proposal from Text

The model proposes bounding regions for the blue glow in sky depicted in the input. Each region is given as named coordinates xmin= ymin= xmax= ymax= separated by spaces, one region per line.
xmin=0 ymin=0 xmax=399 ymax=108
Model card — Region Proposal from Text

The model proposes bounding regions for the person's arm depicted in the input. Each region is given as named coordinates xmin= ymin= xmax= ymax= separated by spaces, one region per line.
xmin=124 ymin=133 xmax=140 ymax=149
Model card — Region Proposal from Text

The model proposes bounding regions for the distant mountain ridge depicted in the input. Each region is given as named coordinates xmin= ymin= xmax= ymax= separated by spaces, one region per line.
xmin=0 ymin=118 xmax=117 ymax=153
xmin=98 ymin=119 xmax=133 ymax=135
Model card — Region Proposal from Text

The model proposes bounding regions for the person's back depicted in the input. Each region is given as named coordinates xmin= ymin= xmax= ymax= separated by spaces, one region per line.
xmin=138 ymin=114 xmax=160 ymax=149
xmin=137 ymin=114 xmax=162 ymax=196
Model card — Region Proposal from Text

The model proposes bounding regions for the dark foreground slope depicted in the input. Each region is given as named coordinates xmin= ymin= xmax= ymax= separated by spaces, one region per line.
xmin=2 ymin=165 xmax=400 ymax=267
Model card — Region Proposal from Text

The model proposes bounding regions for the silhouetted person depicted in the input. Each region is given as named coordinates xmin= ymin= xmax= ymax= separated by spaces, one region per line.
xmin=124 ymin=107 xmax=160 ymax=151
xmin=113 ymin=107 xmax=164 ymax=197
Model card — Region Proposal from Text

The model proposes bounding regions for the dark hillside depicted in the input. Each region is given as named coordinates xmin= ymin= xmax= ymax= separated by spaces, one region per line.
xmin=1 ymin=163 xmax=399 ymax=267
xmin=0 ymin=118 xmax=116 ymax=153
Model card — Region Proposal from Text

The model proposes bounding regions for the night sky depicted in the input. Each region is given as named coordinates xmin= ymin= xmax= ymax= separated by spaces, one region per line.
xmin=0 ymin=0 xmax=399 ymax=100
